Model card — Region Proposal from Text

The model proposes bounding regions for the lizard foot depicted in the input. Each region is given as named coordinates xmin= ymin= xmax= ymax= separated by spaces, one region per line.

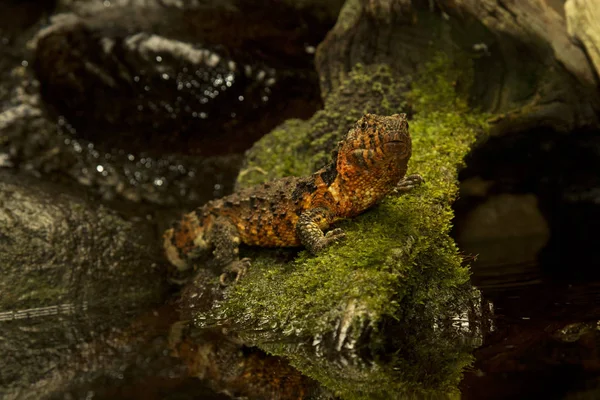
xmin=391 ymin=174 xmax=424 ymax=195
xmin=324 ymin=228 xmax=346 ymax=246
xmin=219 ymin=257 xmax=252 ymax=286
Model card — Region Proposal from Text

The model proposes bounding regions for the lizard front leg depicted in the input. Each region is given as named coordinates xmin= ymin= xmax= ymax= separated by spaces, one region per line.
xmin=296 ymin=207 xmax=346 ymax=254
xmin=209 ymin=217 xmax=251 ymax=286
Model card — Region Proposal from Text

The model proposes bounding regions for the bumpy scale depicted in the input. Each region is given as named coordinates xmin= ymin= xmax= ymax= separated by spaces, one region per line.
xmin=164 ymin=113 xmax=423 ymax=284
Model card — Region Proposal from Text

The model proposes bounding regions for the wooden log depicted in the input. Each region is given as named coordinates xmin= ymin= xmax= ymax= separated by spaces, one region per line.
xmin=316 ymin=0 xmax=600 ymax=134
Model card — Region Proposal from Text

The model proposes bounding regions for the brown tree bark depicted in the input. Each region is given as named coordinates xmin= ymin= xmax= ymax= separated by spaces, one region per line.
xmin=316 ymin=0 xmax=599 ymax=134
xmin=566 ymin=0 xmax=600 ymax=80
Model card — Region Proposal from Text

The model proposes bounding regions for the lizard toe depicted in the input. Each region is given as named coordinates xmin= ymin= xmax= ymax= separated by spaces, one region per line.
xmin=405 ymin=173 xmax=424 ymax=185
xmin=325 ymin=228 xmax=346 ymax=244
xmin=392 ymin=173 xmax=424 ymax=195
xmin=219 ymin=258 xmax=252 ymax=286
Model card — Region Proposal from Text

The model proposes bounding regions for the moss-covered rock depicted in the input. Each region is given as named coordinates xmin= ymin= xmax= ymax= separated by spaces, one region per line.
xmin=196 ymin=55 xmax=489 ymax=399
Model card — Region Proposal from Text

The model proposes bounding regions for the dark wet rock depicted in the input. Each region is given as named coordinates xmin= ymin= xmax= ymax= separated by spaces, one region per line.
xmin=0 ymin=171 xmax=169 ymax=398
xmin=0 ymin=1 xmax=55 ymax=40
xmin=176 ymin=269 xmax=225 ymax=320
xmin=0 ymin=0 xmax=53 ymax=109
xmin=32 ymin=2 xmax=327 ymax=156
xmin=0 ymin=62 xmax=243 ymax=206
xmin=0 ymin=171 xmax=167 ymax=311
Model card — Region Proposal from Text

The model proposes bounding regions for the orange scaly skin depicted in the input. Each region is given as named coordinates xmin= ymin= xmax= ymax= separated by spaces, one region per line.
xmin=164 ymin=113 xmax=423 ymax=282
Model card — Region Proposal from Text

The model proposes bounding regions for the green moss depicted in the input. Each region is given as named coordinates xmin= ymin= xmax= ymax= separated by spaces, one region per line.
xmin=198 ymin=54 xmax=489 ymax=399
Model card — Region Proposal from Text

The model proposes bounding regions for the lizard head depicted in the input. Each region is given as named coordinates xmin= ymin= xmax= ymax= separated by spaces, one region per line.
xmin=336 ymin=113 xmax=412 ymax=179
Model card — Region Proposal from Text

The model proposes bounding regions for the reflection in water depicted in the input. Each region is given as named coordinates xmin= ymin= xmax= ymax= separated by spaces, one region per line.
xmin=456 ymin=128 xmax=600 ymax=399
xmin=0 ymin=303 xmax=89 ymax=321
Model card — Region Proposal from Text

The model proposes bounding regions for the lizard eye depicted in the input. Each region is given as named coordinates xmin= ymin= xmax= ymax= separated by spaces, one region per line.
xmin=360 ymin=121 xmax=368 ymax=130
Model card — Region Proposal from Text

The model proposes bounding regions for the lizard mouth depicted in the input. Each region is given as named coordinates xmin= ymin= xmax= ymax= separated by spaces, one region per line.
xmin=384 ymin=140 xmax=404 ymax=145
xmin=383 ymin=139 xmax=409 ymax=157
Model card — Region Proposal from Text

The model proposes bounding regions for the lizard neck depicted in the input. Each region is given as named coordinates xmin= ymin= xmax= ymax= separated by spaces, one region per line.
xmin=310 ymin=160 xmax=404 ymax=218
xmin=337 ymin=168 xmax=400 ymax=215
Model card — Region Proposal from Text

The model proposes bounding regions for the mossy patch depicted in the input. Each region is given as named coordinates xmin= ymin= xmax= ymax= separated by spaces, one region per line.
xmin=198 ymin=55 xmax=489 ymax=399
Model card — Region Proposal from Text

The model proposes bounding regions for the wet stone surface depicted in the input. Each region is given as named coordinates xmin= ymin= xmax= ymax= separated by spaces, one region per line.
xmin=0 ymin=73 xmax=242 ymax=206
xmin=0 ymin=0 xmax=328 ymax=207
xmin=33 ymin=20 xmax=319 ymax=156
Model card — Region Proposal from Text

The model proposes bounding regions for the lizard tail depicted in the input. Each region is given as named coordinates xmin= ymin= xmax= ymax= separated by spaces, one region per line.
xmin=163 ymin=227 xmax=190 ymax=271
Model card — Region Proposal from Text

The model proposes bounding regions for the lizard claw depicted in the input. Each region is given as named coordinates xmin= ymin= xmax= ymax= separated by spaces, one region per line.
xmin=310 ymin=228 xmax=346 ymax=253
xmin=391 ymin=173 xmax=424 ymax=195
xmin=219 ymin=257 xmax=252 ymax=286
xmin=325 ymin=228 xmax=346 ymax=244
